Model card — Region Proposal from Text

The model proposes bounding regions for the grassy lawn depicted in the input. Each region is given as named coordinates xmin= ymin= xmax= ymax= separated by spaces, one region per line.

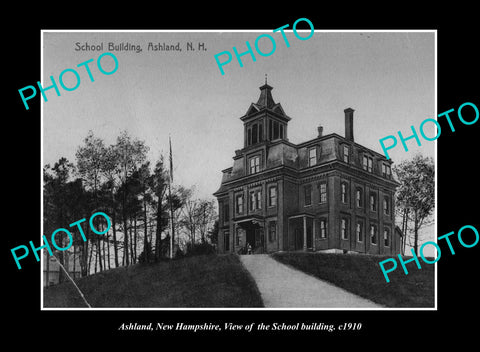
xmin=271 ymin=252 xmax=435 ymax=308
xmin=43 ymin=254 xmax=263 ymax=308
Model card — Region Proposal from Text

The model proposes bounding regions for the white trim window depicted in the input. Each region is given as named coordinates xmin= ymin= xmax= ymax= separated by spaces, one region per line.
xmin=249 ymin=156 xmax=260 ymax=174
xmin=308 ymin=147 xmax=317 ymax=167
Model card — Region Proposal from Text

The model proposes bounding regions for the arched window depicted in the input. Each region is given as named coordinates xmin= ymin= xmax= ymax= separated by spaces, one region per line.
xmin=384 ymin=196 xmax=390 ymax=215
xmin=341 ymin=182 xmax=348 ymax=203
xmin=341 ymin=218 xmax=349 ymax=240
xmin=370 ymin=192 xmax=377 ymax=211
xmin=356 ymin=221 xmax=363 ymax=242
xmin=370 ymin=225 xmax=377 ymax=245
xmin=384 ymin=227 xmax=390 ymax=247
xmin=356 ymin=188 xmax=363 ymax=207
xmin=319 ymin=219 xmax=327 ymax=239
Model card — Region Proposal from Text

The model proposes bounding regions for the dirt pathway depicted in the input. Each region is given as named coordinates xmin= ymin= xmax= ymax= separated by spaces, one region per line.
xmin=240 ymin=254 xmax=382 ymax=308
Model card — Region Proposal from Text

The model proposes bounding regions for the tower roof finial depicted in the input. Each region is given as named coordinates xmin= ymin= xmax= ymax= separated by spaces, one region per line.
xmin=265 ymin=73 xmax=267 ymax=85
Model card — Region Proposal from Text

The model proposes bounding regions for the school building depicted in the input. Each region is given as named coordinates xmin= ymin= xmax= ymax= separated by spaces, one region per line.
xmin=213 ymin=81 xmax=402 ymax=255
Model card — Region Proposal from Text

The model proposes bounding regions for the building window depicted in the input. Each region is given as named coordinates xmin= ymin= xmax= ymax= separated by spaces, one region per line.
xmin=370 ymin=192 xmax=377 ymax=211
xmin=250 ymin=191 xmax=256 ymax=211
xmin=356 ymin=221 xmax=363 ymax=242
xmin=268 ymin=186 xmax=277 ymax=207
xmin=363 ymin=155 xmax=373 ymax=172
xmin=247 ymin=122 xmax=264 ymax=146
xmin=269 ymin=221 xmax=277 ymax=242
xmin=341 ymin=218 xmax=349 ymax=240
xmin=236 ymin=194 xmax=244 ymax=214
xmin=384 ymin=196 xmax=390 ymax=215
xmin=256 ymin=191 xmax=262 ymax=210
xmin=236 ymin=228 xmax=242 ymax=247
xmin=224 ymin=202 xmax=229 ymax=224
xmin=269 ymin=121 xmax=285 ymax=140
xmin=319 ymin=219 xmax=327 ymax=239
xmin=341 ymin=182 xmax=348 ymax=204
xmin=343 ymin=145 xmax=350 ymax=163
xmin=308 ymin=147 xmax=317 ymax=167
xmin=304 ymin=185 xmax=312 ymax=206
xmin=224 ymin=231 xmax=230 ymax=252
xmin=273 ymin=121 xmax=279 ymax=139
xmin=250 ymin=189 xmax=262 ymax=211
xmin=356 ymin=188 xmax=363 ymax=208
xmin=249 ymin=156 xmax=260 ymax=174
xmin=382 ymin=163 xmax=391 ymax=178
xmin=384 ymin=227 xmax=390 ymax=247
xmin=370 ymin=225 xmax=377 ymax=245
xmin=252 ymin=124 xmax=258 ymax=144
xmin=319 ymin=182 xmax=327 ymax=204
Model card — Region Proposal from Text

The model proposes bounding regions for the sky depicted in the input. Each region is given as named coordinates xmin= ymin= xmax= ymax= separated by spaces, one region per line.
xmin=42 ymin=30 xmax=436 ymax=249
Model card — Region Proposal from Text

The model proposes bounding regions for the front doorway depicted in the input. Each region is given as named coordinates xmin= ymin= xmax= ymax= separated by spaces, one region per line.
xmin=246 ymin=227 xmax=264 ymax=253
xmin=237 ymin=220 xmax=265 ymax=254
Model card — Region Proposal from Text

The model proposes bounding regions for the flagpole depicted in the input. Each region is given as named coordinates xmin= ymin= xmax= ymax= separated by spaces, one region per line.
xmin=168 ymin=135 xmax=174 ymax=259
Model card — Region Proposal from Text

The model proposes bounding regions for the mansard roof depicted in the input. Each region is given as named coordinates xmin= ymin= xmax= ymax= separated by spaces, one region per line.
xmin=213 ymin=132 xmax=399 ymax=196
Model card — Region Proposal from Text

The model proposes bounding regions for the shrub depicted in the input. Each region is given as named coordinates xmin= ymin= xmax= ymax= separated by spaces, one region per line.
xmin=185 ymin=242 xmax=216 ymax=257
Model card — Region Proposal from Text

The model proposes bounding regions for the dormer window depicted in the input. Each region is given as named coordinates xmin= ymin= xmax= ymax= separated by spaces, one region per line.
xmin=382 ymin=163 xmax=391 ymax=178
xmin=363 ymin=154 xmax=373 ymax=172
xmin=249 ymin=156 xmax=260 ymax=174
xmin=308 ymin=147 xmax=317 ymax=167
xmin=343 ymin=145 xmax=350 ymax=163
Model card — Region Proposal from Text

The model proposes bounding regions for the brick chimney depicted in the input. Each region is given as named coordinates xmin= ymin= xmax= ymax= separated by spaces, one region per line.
xmin=317 ymin=125 xmax=323 ymax=137
xmin=344 ymin=108 xmax=354 ymax=141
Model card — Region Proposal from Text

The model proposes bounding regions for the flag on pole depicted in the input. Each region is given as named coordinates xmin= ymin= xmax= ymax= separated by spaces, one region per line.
xmin=168 ymin=135 xmax=174 ymax=259
xmin=169 ymin=135 xmax=173 ymax=183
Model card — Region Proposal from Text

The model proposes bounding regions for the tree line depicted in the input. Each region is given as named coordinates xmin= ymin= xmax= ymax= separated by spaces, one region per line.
xmin=43 ymin=130 xmax=218 ymax=282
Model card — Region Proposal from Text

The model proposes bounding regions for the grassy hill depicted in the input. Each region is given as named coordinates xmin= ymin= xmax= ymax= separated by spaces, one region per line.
xmin=44 ymin=252 xmax=435 ymax=309
xmin=43 ymin=254 xmax=263 ymax=308
xmin=272 ymin=252 xmax=435 ymax=308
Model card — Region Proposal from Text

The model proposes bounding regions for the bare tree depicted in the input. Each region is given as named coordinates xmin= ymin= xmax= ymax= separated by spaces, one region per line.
xmin=114 ymin=131 xmax=149 ymax=266
xmin=394 ymin=154 xmax=435 ymax=256
xmin=76 ymin=131 xmax=106 ymax=271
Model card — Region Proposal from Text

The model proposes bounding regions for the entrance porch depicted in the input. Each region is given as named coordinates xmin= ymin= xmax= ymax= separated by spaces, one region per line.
xmin=235 ymin=216 xmax=265 ymax=254
xmin=288 ymin=213 xmax=315 ymax=251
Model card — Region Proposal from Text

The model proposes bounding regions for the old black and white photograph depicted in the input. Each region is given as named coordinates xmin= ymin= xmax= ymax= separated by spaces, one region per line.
xmin=6 ymin=10 xmax=479 ymax=343
xmin=40 ymin=30 xmax=435 ymax=309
